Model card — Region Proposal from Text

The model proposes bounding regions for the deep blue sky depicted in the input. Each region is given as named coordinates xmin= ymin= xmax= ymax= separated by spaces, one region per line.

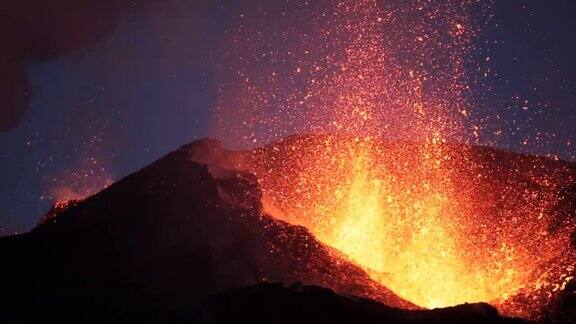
xmin=0 ymin=1 xmax=575 ymax=235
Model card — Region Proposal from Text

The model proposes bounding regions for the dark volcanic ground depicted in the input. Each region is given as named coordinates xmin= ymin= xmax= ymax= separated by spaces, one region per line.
xmin=1 ymin=138 xmax=574 ymax=323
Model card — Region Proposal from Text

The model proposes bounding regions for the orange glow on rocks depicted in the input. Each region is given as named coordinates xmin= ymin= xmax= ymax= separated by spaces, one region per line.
xmin=46 ymin=157 xmax=113 ymax=204
xmin=214 ymin=0 xmax=576 ymax=319
xmin=242 ymin=135 xmax=575 ymax=317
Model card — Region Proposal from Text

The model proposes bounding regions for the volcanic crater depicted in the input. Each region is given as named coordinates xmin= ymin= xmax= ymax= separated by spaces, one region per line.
xmin=1 ymin=136 xmax=575 ymax=323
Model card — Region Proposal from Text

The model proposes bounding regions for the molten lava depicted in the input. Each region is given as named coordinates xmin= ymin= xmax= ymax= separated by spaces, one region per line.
xmin=242 ymin=135 xmax=575 ymax=317
xmin=214 ymin=0 xmax=576 ymax=318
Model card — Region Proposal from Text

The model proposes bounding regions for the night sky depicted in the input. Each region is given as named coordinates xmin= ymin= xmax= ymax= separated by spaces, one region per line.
xmin=1 ymin=0 xmax=575 ymax=235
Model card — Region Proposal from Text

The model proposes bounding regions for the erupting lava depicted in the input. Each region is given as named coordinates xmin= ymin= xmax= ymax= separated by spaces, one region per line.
xmin=215 ymin=0 xmax=576 ymax=318
xmin=259 ymin=138 xmax=479 ymax=309
xmin=245 ymin=135 xmax=575 ymax=316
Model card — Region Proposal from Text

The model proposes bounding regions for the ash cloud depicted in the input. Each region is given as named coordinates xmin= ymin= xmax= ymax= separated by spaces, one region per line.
xmin=0 ymin=0 xmax=161 ymax=131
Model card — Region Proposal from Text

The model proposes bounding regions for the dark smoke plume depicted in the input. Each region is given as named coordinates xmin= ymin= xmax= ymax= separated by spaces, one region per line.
xmin=0 ymin=0 xmax=160 ymax=131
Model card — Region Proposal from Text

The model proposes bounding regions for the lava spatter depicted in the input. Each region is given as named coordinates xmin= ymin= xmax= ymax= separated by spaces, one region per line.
xmin=214 ymin=0 xmax=576 ymax=319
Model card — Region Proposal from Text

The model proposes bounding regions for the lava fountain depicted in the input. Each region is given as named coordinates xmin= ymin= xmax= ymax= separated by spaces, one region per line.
xmin=244 ymin=134 xmax=575 ymax=317
xmin=214 ymin=0 xmax=576 ymax=318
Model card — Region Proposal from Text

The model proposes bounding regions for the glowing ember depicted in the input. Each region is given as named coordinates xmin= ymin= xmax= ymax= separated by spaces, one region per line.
xmin=214 ymin=0 xmax=576 ymax=319
xmin=39 ymin=199 xmax=80 ymax=225
xmin=45 ymin=157 xmax=113 ymax=204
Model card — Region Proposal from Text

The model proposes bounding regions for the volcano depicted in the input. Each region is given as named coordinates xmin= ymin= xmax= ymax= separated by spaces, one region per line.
xmin=1 ymin=137 xmax=574 ymax=323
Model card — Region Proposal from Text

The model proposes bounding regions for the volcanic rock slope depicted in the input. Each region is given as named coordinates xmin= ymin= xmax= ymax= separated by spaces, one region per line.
xmin=0 ymin=137 xmax=573 ymax=323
